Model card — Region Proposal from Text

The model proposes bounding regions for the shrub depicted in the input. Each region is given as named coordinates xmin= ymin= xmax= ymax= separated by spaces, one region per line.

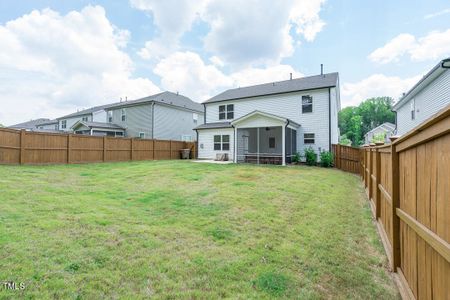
xmin=291 ymin=152 xmax=301 ymax=164
xmin=319 ymin=151 xmax=333 ymax=167
xmin=304 ymin=147 xmax=317 ymax=166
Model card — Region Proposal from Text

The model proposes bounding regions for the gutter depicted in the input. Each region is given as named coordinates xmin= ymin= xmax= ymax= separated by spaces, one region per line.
xmin=151 ymin=101 xmax=155 ymax=139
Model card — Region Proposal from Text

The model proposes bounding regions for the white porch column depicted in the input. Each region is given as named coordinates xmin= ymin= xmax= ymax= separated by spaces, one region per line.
xmin=233 ymin=126 xmax=237 ymax=163
xmin=282 ymin=125 xmax=286 ymax=166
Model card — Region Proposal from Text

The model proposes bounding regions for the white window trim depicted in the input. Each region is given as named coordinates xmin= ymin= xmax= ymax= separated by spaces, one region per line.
xmin=219 ymin=104 xmax=234 ymax=120
xmin=304 ymin=133 xmax=315 ymax=144
xmin=214 ymin=135 xmax=230 ymax=151
xmin=302 ymin=95 xmax=313 ymax=114
xmin=121 ymin=109 xmax=126 ymax=122
xmin=139 ymin=132 xmax=145 ymax=139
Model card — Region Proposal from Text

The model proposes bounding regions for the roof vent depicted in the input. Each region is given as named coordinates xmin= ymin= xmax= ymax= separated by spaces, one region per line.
xmin=125 ymin=96 xmax=127 ymax=101
xmin=272 ymin=82 xmax=275 ymax=86
xmin=290 ymin=73 xmax=292 ymax=80
xmin=320 ymin=64 xmax=324 ymax=76
xmin=176 ymin=91 xmax=179 ymax=95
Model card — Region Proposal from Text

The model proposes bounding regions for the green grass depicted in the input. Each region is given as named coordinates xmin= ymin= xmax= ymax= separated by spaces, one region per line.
xmin=0 ymin=161 xmax=398 ymax=299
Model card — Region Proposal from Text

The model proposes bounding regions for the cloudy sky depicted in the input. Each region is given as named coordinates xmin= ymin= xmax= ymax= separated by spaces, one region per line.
xmin=1 ymin=0 xmax=449 ymax=125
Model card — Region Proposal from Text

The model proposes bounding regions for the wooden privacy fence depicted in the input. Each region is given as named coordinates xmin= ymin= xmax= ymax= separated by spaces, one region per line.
xmin=332 ymin=144 xmax=361 ymax=174
xmin=0 ymin=128 xmax=197 ymax=165
xmin=359 ymin=106 xmax=450 ymax=300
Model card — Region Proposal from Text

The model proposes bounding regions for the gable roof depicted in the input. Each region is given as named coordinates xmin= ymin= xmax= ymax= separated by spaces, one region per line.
xmin=71 ymin=121 xmax=125 ymax=131
xmin=231 ymin=110 xmax=300 ymax=127
xmin=9 ymin=118 xmax=52 ymax=129
xmin=58 ymin=103 xmax=117 ymax=119
xmin=365 ymin=122 xmax=395 ymax=136
xmin=393 ymin=58 xmax=450 ymax=111
xmin=106 ymin=91 xmax=203 ymax=113
xmin=204 ymin=72 xmax=339 ymax=103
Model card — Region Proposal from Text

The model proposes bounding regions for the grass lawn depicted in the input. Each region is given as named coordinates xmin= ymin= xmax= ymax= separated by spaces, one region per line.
xmin=0 ymin=161 xmax=398 ymax=299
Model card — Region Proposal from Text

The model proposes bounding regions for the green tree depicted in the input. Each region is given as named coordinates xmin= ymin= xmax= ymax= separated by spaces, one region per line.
xmin=339 ymin=97 xmax=395 ymax=146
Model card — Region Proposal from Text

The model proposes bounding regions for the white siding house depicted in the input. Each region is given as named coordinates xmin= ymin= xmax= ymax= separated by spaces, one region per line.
xmin=393 ymin=58 xmax=450 ymax=135
xmin=196 ymin=73 xmax=340 ymax=165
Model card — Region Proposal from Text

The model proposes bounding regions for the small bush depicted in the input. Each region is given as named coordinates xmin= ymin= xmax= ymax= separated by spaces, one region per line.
xmin=291 ymin=152 xmax=301 ymax=164
xmin=319 ymin=151 xmax=333 ymax=167
xmin=304 ymin=147 xmax=317 ymax=166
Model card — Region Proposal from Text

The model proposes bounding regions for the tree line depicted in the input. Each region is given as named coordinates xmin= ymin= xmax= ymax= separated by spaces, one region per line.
xmin=338 ymin=97 xmax=395 ymax=146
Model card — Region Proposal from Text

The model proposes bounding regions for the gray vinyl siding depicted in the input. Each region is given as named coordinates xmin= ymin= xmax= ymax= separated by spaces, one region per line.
xmin=59 ymin=114 xmax=91 ymax=132
xmin=396 ymin=69 xmax=450 ymax=135
xmin=110 ymin=104 xmax=152 ymax=138
xmin=153 ymin=103 xmax=204 ymax=141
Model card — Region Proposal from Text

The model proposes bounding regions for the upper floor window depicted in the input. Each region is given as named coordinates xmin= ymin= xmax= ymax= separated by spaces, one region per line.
xmin=82 ymin=116 xmax=88 ymax=122
xmin=304 ymin=133 xmax=315 ymax=144
xmin=139 ymin=132 xmax=145 ymax=139
xmin=410 ymin=99 xmax=415 ymax=120
xmin=193 ymin=113 xmax=198 ymax=124
xmin=61 ymin=120 xmax=67 ymax=129
xmin=302 ymin=95 xmax=313 ymax=113
xmin=214 ymin=135 xmax=230 ymax=150
xmin=107 ymin=111 xmax=113 ymax=123
xmin=121 ymin=109 xmax=126 ymax=121
xmin=219 ymin=104 xmax=234 ymax=120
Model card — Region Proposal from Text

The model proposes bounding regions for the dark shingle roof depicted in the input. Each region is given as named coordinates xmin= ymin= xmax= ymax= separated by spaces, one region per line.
xmin=9 ymin=118 xmax=52 ymax=129
xmin=194 ymin=122 xmax=232 ymax=130
xmin=204 ymin=72 xmax=339 ymax=103
xmin=107 ymin=91 xmax=203 ymax=112
xmin=73 ymin=121 xmax=125 ymax=130
xmin=59 ymin=103 xmax=117 ymax=119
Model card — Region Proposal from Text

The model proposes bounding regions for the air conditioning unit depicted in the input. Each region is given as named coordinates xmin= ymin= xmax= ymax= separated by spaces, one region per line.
xmin=215 ymin=153 xmax=229 ymax=161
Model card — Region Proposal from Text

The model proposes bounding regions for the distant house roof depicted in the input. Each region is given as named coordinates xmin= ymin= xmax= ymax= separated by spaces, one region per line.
xmin=59 ymin=103 xmax=117 ymax=119
xmin=204 ymin=72 xmax=339 ymax=103
xmin=9 ymin=118 xmax=52 ymax=130
xmin=364 ymin=122 xmax=395 ymax=136
xmin=37 ymin=119 xmax=58 ymax=126
xmin=71 ymin=121 xmax=125 ymax=131
xmin=194 ymin=122 xmax=232 ymax=130
xmin=106 ymin=91 xmax=203 ymax=113
xmin=393 ymin=58 xmax=450 ymax=110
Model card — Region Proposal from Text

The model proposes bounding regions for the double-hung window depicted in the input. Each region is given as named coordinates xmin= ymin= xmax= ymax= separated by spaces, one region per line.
xmin=121 ymin=109 xmax=126 ymax=122
xmin=219 ymin=104 xmax=234 ymax=120
xmin=304 ymin=133 xmax=315 ymax=144
xmin=302 ymin=95 xmax=313 ymax=113
xmin=82 ymin=116 xmax=88 ymax=122
xmin=214 ymin=135 xmax=230 ymax=150
xmin=410 ymin=99 xmax=415 ymax=120
xmin=61 ymin=120 xmax=67 ymax=129
xmin=107 ymin=111 xmax=113 ymax=123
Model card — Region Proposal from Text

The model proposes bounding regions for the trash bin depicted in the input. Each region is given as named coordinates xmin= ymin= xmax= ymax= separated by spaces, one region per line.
xmin=180 ymin=149 xmax=191 ymax=159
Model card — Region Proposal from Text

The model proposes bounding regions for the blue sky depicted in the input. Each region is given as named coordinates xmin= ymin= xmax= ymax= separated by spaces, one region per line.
xmin=1 ymin=0 xmax=449 ymax=125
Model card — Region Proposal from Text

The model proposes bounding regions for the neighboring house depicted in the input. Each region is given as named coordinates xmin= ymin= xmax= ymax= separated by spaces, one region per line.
xmin=35 ymin=119 xmax=59 ymax=132
xmin=57 ymin=103 xmax=113 ymax=132
xmin=195 ymin=72 xmax=340 ymax=165
xmin=71 ymin=121 xmax=125 ymax=137
xmin=105 ymin=91 xmax=204 ymax=141
xmin=9 ymin=118 xmax=53 ymax=130
xmin=393 ymin=57 xmax=450 ymax=135
xmin=364 ymin=122 xmax=395 ymax=144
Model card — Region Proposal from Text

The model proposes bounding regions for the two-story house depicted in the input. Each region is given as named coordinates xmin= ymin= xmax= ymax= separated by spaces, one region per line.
xmin=58 ymin=103 xmax=113 ymax=133
xmin=103 ymin=91 xmax=204 ymax=141
xmin=195 ymin=73 xmax=340 ymax=165
xmin=393 ymin=57 xmax=450 ymax=136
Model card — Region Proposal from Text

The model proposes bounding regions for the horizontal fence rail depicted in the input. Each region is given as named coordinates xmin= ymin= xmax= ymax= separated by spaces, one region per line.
xmin=0 ymin=128 xmax=197 ymax=165
xmin=334 ymin=104 xmax=450 ymax=300
xmin=332 ymin=144 xmax=360 ymax=174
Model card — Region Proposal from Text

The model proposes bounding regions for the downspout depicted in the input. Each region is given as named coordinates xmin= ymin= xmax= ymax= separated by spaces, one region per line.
xmin=284 ymin=120 xmax=290 ymax=165
xmin=151 ymin=101 xmax=155 ymax=139
xmin=203 ymin=103 xmax=206 ymax=124
xmin=232 ymin=124 xmax=236 ymax=163
xmin=328 ymin=88 xmax=331 ymax=152
xmin=393 ymin=110 xmax=398 ymax=135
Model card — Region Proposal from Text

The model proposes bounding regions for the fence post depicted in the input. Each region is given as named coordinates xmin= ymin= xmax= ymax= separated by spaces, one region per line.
xmin=152 ymin=139 xmax=155 ymax=160
xmin=67 ymin=134 xmax=71 ymax=164
xmin=130 ymin=138 xmax=134 ymax=161
xmin=103 ymin=136 xmax=106 ymax=162
xmin=390 ymin=136 xmax=400 ymax=271
xmin=374 ymin=147 xmax=381 ymax=219
xmin=20 ymin=129 xmax=25 ymax=165
xmin=368 ymin=146 xmax=373 ymax=201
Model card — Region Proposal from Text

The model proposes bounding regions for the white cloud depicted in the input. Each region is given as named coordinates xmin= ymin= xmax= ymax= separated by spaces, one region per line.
xmin=369 ymin=29 xmax=450 ymax=64
xmin=134 ymin=0 xmax=326 ymax=66
xmin=154 ymin=51 xmax=302 ymax=101
xmin=424 ymin=8 xmax=450 ymax=19
xmin=0 ymin=6 xmax=160 ymax=126
xmin=341 ymin=74 xmax=421 ymax=107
